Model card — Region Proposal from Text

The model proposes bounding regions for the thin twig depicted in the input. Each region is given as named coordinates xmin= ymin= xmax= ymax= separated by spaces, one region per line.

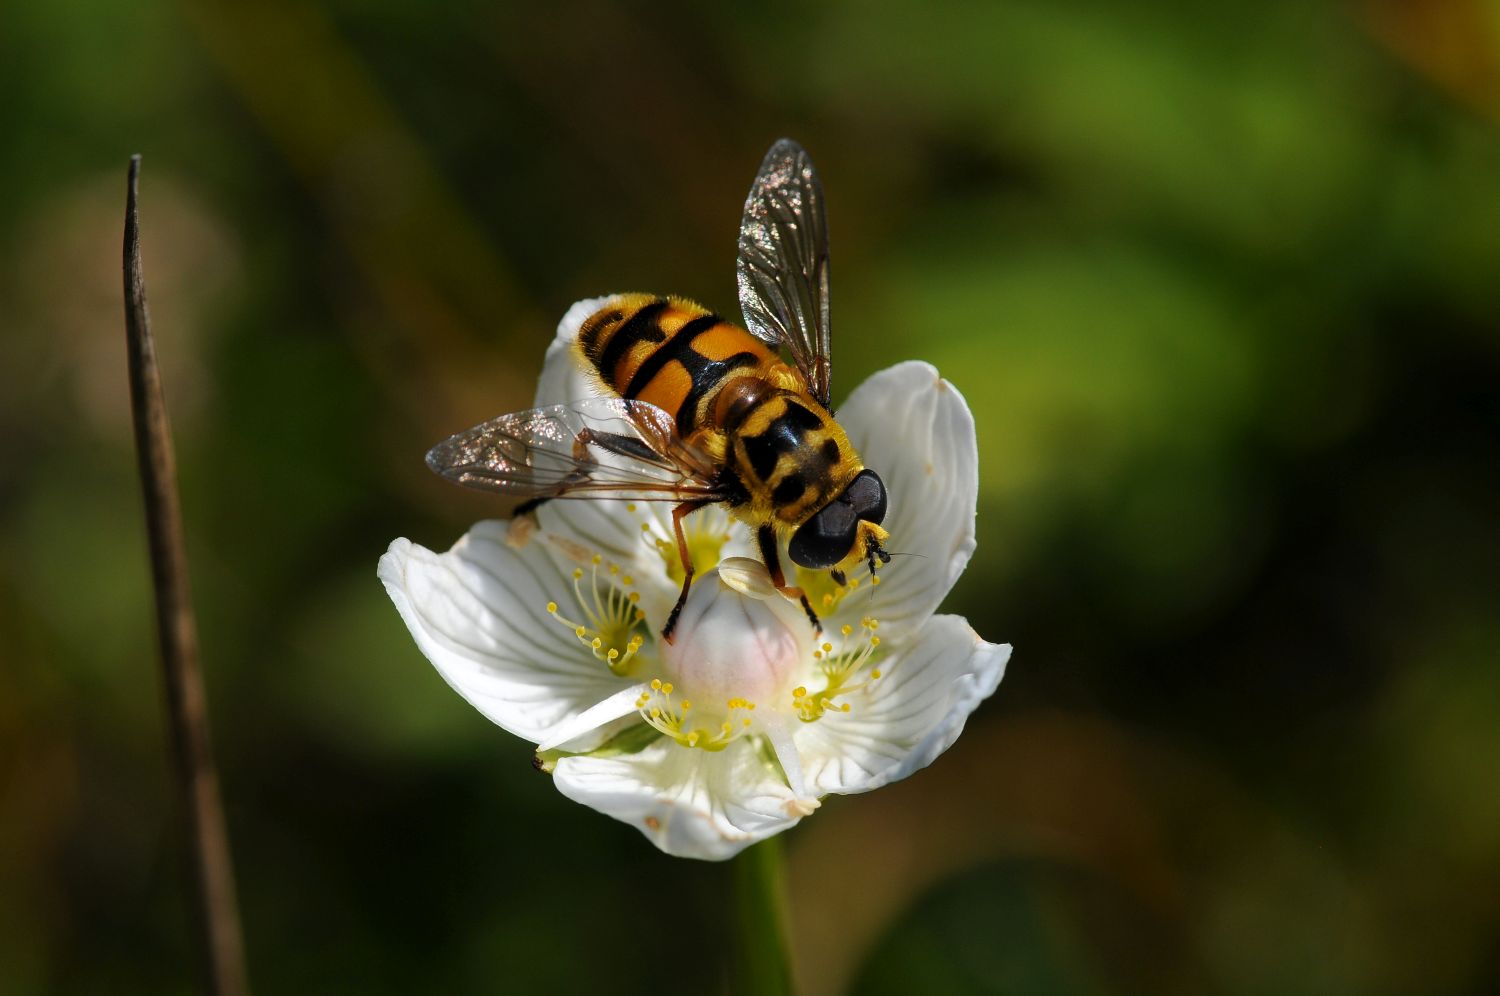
xmin=124 ymin=155 xmax=250 ymax=996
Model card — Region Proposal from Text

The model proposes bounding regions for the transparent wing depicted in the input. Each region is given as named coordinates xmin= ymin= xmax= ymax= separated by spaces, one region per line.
xmin=737 ymin=138 xmax=832 ymax=408
xmin=425 ymin=398 xmax=725 ymax=503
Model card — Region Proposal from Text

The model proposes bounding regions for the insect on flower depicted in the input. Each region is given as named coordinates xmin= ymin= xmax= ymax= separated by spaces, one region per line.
xmin=382 ymin=139 xmax=1010 ymax=859
xmin=425 ymin=139 xmax=889 ymax=640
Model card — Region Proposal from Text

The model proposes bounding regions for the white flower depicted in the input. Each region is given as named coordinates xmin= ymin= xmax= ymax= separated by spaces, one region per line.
xmin=379 ymin=298 xmax=1011 ymax=860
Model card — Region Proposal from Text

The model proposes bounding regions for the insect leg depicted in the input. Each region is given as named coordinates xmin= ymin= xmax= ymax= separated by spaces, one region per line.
xmin=661 ymin=499 xmax=715 ymax=643
xmin=513 ymin=496 xmax=551 ymax=517
xmin=757 ymin=523 xmax=821 ymax=634
xmin=514 ymin=427 xmax=607 ymax=519
xmin=585 ymin=430 xmax=661 ymax=463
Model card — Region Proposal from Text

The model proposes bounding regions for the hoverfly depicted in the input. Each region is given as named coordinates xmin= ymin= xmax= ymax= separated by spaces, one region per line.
xmin=427 ymin=139 xmax=890 ymax=640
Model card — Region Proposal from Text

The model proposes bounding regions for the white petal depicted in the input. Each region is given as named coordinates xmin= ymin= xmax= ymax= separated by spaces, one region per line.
xmin=837 ymin=361 xmax=979 ymax=638
xmin=553 ymin=737 xmax=805 ymax=860
xmin=533 ymin=296 xmax=613 ymax=407
xmin=378 ymin=523 xmax=640 ymax=748
xmin=793 ymin=615 xmax=1009 ymax=797
xmin=535 ymin=682 xmax=651 ymax=752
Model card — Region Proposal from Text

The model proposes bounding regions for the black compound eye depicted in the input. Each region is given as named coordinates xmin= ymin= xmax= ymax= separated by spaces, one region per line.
xmin=788 ymin=501 xmax=857 ymax=569
xmin=846 ymin=469 xmax=887 ymax=525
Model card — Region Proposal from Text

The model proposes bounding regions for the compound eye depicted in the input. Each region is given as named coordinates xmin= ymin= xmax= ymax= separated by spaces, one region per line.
xmin=846 ymin=469 xmax=888 ymax=525
xmin=788 ymin=501 xmax=857 ymax=569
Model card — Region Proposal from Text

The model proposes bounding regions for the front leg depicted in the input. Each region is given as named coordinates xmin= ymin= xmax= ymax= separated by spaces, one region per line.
xmin=661 ymin=499 xmax=714 ymax=643
xmin=757 ymin=523 xmax=821 ymax=633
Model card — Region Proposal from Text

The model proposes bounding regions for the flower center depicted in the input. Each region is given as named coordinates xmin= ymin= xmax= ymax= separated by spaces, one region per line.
xmin=635 ymin=678 xmax=757 ymax=751
xmin=544 ymin=554 xmax=647 ymax=676
xmin=791 ymin=618 xmax=883 ymax=722
xmin=628 ymin=502 xmax=732 ymax=585
xmin=795 ymin=564 xmax=865 ymax=616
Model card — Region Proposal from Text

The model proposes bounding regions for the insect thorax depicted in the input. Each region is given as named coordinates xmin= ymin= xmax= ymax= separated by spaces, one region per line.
xmin=725 ymin=388 xmax=861 ymax=527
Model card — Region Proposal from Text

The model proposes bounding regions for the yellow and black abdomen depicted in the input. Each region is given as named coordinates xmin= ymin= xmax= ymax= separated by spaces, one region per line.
xmin=576 ymin=294 xmax=777 ymax=437
xmin=576 ymin=294 xmax=862 ymax=530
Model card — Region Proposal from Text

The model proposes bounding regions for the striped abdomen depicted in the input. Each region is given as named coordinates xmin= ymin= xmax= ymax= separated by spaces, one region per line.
xmin=575 ymin=295 xmax=863 ymax=527
xmin=576 ymin=294 xmax=777 ymax=437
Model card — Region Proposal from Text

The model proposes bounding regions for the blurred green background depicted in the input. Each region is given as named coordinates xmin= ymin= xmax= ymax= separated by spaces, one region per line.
xmin=4 ymin=0 xmax=1499 ymax=993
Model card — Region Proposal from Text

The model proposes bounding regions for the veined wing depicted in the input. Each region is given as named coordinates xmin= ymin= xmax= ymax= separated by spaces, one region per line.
xmin=736 ymin=138 xmax=832 ymax=408
xmin=425 ymin=398 xmax=725 ymax=502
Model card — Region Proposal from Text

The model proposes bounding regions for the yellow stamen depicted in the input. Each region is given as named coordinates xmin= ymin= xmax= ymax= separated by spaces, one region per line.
xmin=543 ymin=554 xmax=650 ymax=676
xmin=637 ymin=680 xmax=757 ymax=752
xmin=792 ymin=613 xmax=885 ymax=722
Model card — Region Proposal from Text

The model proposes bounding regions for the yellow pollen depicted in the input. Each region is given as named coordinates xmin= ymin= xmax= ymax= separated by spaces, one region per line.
xmin=633 ymin=503 xmax=732 ymax=584
xmin=792 ymin=613 xmax=886 ymax=722
xmin=545 ymin=554 xmax=650 ymax=676
xmin=871 ymin=576 xmax=881 ymax=586
xmin=637 ymin=679 xmax=758 ymax=752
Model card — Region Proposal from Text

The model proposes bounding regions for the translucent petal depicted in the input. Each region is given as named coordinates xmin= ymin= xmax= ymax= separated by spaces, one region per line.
xmin=379 ymin=524 xmax=641 ymax=748
xmin=835 ymin=361 xmax=979 ymax=638
xmin=552 ymin=737 xmax=805 ymax=860
xmin=793 ymin=615 xmax=1009 ymax=797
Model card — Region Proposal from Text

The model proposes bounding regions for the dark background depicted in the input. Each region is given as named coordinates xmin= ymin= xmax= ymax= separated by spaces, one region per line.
xmin=3 ymin=1 xmax=1499 ymax=993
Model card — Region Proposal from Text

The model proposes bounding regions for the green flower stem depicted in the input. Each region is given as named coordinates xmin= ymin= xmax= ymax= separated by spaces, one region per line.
xmin=731 ymin=837 xmax=795 ymax=995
